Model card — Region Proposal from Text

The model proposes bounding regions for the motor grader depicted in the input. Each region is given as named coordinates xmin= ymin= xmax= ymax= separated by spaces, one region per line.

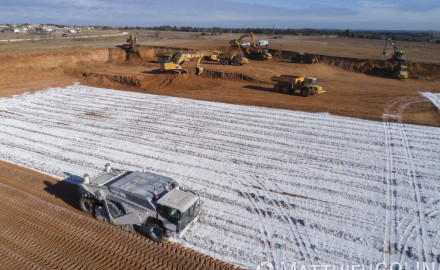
xmin=271 ymin=75 xmax=326 ymax=97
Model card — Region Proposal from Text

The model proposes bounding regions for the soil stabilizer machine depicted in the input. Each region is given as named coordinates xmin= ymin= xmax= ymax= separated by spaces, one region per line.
xmin=78 ymin=163 xmax=201 ymax=242
xmin=271 ymin=75 xmax=326 ymax=97
xmin=160 ymin=52 xmax=204 ymax=75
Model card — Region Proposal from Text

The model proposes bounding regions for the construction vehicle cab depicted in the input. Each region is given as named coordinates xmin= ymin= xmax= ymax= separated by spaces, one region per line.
xmin=271 ymin=75 xmax=326 ymax=97
xmin=78 ymin=164 xmax=201 ymax=242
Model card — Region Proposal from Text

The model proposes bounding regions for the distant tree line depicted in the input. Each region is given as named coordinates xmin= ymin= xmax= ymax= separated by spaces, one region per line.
xmin=121 ymin=25 xmax=439 ymax=43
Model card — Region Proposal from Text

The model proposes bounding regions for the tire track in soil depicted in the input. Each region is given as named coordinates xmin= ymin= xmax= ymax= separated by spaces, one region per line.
xmin=227 ymin=159 xmax=318 ymax=265
xmin=382 ymin=97 xmax=432 ymax=265
xmin=0 ymin=169 xmax=241 ymax=270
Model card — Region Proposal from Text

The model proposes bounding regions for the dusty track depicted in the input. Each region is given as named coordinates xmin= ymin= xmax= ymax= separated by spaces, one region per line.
xmin=0 ymin=161 xmax=240 ymax=270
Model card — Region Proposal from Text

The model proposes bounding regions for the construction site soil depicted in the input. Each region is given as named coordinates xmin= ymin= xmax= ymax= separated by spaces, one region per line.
xmin=0 ymin=33 xmax=440 ymax=269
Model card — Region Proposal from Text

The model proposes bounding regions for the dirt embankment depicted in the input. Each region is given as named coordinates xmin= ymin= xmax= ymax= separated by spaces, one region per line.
xmin=0 ymin=48 xmax=108 ymax=88
xmin=268 ymin=49 xmax=440 ymax=81
xmin=110 ymin=45 xmax=440 ymax=81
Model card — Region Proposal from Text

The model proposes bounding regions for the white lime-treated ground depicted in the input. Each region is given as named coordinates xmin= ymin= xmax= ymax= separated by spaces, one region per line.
xmin=0 ymin=85 xmax=439 ymax=269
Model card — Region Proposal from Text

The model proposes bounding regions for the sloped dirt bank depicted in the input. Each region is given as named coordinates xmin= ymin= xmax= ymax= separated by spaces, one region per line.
xmin=268 ymin=49 xmax=440 ymax=80
xmin=0 ymin=48 xmax=108 ymax=89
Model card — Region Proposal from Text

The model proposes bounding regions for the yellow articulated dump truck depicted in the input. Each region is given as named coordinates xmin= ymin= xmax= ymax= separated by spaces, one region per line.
xmin=270 ymin=75 xmax=326 ymax=97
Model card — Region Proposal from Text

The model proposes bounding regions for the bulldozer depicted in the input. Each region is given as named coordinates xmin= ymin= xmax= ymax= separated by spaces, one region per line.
xmin=217 ymin=53 xmax=249 ymax=66
xmin=271 ymin=75 xmax=326 ymax=97
xmin=160 ymin=52 xmax=204 ymax=75
xmin=245 ymin=48 xmax=272 ymax=60
xmin=122 ymin=34 xmax=140 ymax=53
xmin=229 ymin=32 xmax=255 ymax=47
xmin=291 ymin=52 xmax=319 ymax=64
xmin=206 ymin=51 xmax=222 ymax=61
xmin=383 ymin=37 xmax=406 ymax=61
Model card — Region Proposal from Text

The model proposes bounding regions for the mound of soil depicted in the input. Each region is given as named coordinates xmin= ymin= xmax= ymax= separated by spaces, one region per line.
xmin=81 ymin=72 xmax=220 ymax=92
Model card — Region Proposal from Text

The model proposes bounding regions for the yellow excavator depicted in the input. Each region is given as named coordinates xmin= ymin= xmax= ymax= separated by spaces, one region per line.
xmin=122 ymin=34 xmax=140 ymax=53
xmin=383 ymin=37 xmax=406 ymax=61
xmin=160 ymin=52 xmax=204 ymax=75
xmin=229 ymin=32 xmax=255 ymax=47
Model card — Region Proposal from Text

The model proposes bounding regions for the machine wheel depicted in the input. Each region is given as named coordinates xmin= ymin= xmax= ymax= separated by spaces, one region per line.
xmin=79 ymin=197 xmax=94 ymax=215
xmin=301 ymin=88 xmax=310 ymax=97
xmin=273 ymin=84 xmax=280 ymax=92
xmin=147 ymin=222 xmax=165 ymax=242
xmin=281 ymin=85 xmax=291 ymax=94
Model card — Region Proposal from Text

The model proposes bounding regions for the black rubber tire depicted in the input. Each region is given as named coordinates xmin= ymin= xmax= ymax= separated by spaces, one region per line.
xmin=301 ymin=87 xmax=310 ymax=97
xmin=79 ymin=197 xmax=94 ymax=215
xmin=281 ymin=85 xmax=290 ymax=94
xmin=273 ymin=84 xmax=280 ymax=92
xmin=147 ymin=222 xmax=165 ymax=242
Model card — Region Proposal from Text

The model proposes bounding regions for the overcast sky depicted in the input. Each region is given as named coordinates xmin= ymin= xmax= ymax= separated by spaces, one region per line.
xmin=0 ymin=0 xmax=439 ymax=30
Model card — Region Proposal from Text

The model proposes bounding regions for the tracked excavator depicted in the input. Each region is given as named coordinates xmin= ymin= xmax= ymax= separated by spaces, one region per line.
xmin=383 ymin=37 xmax=409 ymax=79
xmin=230 ymin=32 xmax=255 ymax=47
xmin=160 ymin=52 xmax=204 ymax=75
xmin=383 ymin=37 xmax=406 ymax=61
xmin=122 ymin=34 xmax=140 ymax=53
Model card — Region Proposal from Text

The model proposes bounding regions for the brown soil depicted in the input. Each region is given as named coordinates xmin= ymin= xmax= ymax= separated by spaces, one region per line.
xmin=0 ymin=160 xmax=239 ymax=270
xmin=0 ymin=35 xmax=440 ymax=268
